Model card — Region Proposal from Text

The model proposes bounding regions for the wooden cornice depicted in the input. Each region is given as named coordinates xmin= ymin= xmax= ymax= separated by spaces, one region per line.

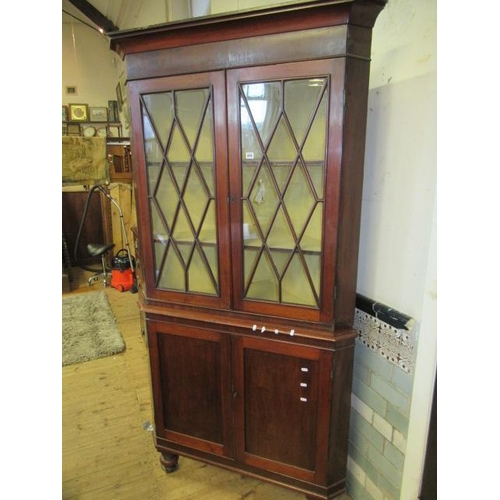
xmin=109 ymin=0 xmax=387 ymax=59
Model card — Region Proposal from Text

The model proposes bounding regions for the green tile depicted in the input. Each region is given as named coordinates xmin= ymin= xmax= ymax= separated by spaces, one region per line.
xmin=366 ymin=347 xmax=394 ymax=380
xmin=386 ymin=403 xmax=409 ymax=435
xmin=391 ymin=366 xmax=414 ymax=397
xmin=377 ymin=472 xmax=401 ymax=500
xmin=367 ymin=445 xmax=403 ymax=490
xmin=346 ymin=475 xmax=373 ymax=500
xmin=348 ymin=441 xmax=380 ymax=485
xmin=370 ymin=373 xmax=410 ymax=416
xmin=384 ymin=440 xmax=405 ymax=469
xmin=352 ymin=376 xmax=387 ymax=416
xmin=353 ymin=358 xmax=370 ymax=384
xmin=354 ymin=341 xmax=374 ymax=369
xmin=349 ymin=425 xmax=369 ymax=455
xmin=350 ymin=410 xmax=384 ymax=452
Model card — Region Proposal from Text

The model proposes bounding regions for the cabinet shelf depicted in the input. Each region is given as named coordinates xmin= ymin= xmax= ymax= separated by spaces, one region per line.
xmin=63 ymin=121 xmax=122 ymax=125
xmin=62 ymin=121 xmax=123 ymax=138
xmin=243 ymin=237 xmax=321 ymax=254
xmin=153 ymin=234 xmax=217 ymax=246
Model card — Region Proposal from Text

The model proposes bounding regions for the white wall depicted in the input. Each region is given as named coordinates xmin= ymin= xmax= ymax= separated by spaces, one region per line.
xmin=358 ymin=0 xmax=437 ymax=320
xmin=211 ymin=0 xmax=301 ymax=14
xmin=359 ymin=1 xmax=437 ymax=497
xmin=62 ymin=21 xmax=128 ymax=132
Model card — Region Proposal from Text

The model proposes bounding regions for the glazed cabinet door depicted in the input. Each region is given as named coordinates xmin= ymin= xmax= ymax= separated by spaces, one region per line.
xmin=227 ymin=59 xmax=346 ymax=324
xmin=127 ymin=71 xmax=231 ymax=309
xmin=233 ymin=336 xmax=333 ymax=484
xmin=147 ymin=320 xmax=233 ymax=458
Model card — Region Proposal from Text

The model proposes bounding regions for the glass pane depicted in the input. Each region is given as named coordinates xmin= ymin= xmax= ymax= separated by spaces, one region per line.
xmin=168 ymin=124 xmax=191 ymax=184
xmin=142 ymin=92 xmax=174 ymax=150
xmin=141 ymin=86 xmax=219 ymax=296
xmin=243 ymin=201 xmax=259 ymax=244
xmin=283 ymin=161 xmax=315 ymax=235
xmin=199 ymin=199 xmax=217 ymax=244
xmin=241 ymin=82 xmax=281 ymax=147
xmin=150 ymin=199 xmax=167 ymax=239
xmin=240 ymin=76 xmax=329 ymax=309
xmin=143 ymin=112 xmax=163 ymax=194
xmin=302 ymin=89 xmax=328 ymax=165
xmin=242 ymin=160 xmax=259 ymax=198
xmin=188 ymin=246 xmax=217 ymax=294
xmin=241 ymin=119 xmax=263 ymax=168
xmin=267 ymin=116 xmax=296 ymax=163
xmin=301 ymin=204 xmax=323 ymax=252
xmin=270 ymin=247 xmax=293 ymax=276
xmin=184 ymin=166 xmax=209 ymax=232
xmin=249 ymin=163 xmax=279 ymax=237
xmin=282 ymin=253 xmax=316 ymax=306
xmin=156 ymin=168 xmax=179 ymax=229
xmin=177 ymin=240 xmax=193 ymax=265
xmin=304 ymin=252 xmax=321 ymax=300
xmin=271 ymin=162 xmax=293 ymax=194
xmin=285 ymin=78 xmax=326 ymax=147
xmin=203 ymin=243 xmax=218 ymax=284
xmin=196 ymin=105 xmax=215 ymax=167
xmin=267 ymin=207 xmax=295 ymax=250
xmin=158 ymin=246 xmax=184 ymax=291
xmin=173 ymin=209 xmax=193 ymax=244
xmin=176 ymin=89 xmax=210 ymax=149
xmin=307 ymin=161 xmax=325 ymax=202
xmin=246 ymin=252 xmax=278 ymax=302
xmin=243 ymin=246 xmax=259 ymax=289
xmin=199 ymin=163 xmax=215 ymax=197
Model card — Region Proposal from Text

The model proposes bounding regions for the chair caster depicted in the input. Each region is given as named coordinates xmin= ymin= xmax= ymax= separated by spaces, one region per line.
xmin=87 ymin=243 xmax=115 ymax=288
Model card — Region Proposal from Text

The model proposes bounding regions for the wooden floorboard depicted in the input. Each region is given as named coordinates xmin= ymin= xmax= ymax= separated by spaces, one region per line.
xmin=62 ymin=268 xmax=351 ymax=499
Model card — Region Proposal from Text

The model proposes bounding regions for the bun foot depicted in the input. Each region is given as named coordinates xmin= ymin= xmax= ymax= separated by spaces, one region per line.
xmin=160 ymin=452 xmax=179 ymax=473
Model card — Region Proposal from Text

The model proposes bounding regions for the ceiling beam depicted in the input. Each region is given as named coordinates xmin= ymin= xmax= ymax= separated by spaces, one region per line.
xmin=66 ymin=0 xmax=119 ymax=33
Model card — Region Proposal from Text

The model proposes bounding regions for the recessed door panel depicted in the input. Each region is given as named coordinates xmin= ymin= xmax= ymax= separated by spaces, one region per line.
xmin=244 ymin=348 xmax=318 ymax=470
xmin=148 ymin=321 xmax=232 ymax=457
xmin=233 ymin=337 xmax=333 ymax=482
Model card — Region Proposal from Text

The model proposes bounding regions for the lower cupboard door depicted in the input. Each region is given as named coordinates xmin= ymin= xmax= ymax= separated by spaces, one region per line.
xmin=234 ymin=336 xmax=333 ymax=482
xmin=148 ymin=321 xmax=232 ymax=457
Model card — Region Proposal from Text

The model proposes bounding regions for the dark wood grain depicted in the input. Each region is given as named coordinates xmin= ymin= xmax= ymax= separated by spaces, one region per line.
xmin=111 ymin=1 xmax=386 ymax=498
xmin=148 ymin=320 xmax=234 ymax=458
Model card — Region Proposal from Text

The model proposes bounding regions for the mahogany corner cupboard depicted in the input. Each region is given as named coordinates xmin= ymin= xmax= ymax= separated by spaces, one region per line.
xmin=109 ymin=1 xmax=386 ymax=498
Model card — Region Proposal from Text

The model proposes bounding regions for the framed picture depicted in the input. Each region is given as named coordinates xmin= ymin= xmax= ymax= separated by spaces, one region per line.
xmin=62 ymin=105 xmax=68 ymax=122
xmin=69 ymin=103 xmax=89 ymax=121
xmin=67 ymin=123 xmax=81 ymax=136
xmin=116 ymin=84 xmax=123 ymax=112
xmin=108 ymin=100 xmax=119 ymax=122
xmin=89 ymin=107 xmax=108 ymax=122
xmin=96 ymin=126 xmax=108 ymax=138
xmin=108 ymin=126 xmax=120 ymax=138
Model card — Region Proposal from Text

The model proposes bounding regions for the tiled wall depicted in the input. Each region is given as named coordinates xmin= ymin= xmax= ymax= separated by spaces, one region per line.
xmin=346 ymin=297 xmax=417 ymax=500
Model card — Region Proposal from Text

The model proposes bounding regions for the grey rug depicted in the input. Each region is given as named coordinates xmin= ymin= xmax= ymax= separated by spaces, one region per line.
xmin=62 ymin=291 xmax=125 ymax=366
